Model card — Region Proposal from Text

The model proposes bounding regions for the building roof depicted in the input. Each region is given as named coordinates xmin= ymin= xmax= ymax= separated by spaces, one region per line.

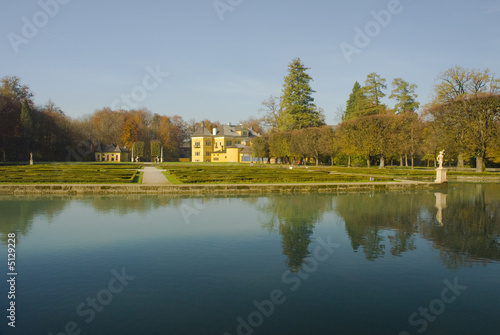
xmin=191 ymin=125 xmax=214 ymax=137
xmin=96 ymin=144 xmax=130 ymax=153
xmin=192 ymin=122 xmax=261 ymax=138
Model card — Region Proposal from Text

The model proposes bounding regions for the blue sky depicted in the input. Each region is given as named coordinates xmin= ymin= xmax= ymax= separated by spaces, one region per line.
xmin=1 ymin=0 xmax=499 ymax=125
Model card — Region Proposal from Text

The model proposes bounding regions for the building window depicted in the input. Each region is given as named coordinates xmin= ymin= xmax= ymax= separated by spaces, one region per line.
xmin=195 ymin=152 xmax=201 ymax=156
xmin=214 ymin=158 xmax=219 ymax=161
xmin=194 ymin=142 xmax=201 ymax=148
xmin=243 ymin=131 xmax=247 ymax=136
xmin=226 ymin=141 xmax=232 ymax=146
xmin=206 ymin=152 xmax=210 ymax=156
xmin=206 ymin=141 xmax=211 ymax=146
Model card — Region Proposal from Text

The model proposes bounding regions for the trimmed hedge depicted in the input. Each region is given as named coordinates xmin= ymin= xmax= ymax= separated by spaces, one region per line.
xmin=0 ymin=164 xmax=141 ymax=183
xmin=165 ymin=165 xmax=394 ymax=184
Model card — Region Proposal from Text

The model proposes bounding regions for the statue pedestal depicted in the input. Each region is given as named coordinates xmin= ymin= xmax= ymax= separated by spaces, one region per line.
xmin=435 ymin=168 xmax=447 ymax=183
xmin=29 ymin=159 xmax=33 ymax=166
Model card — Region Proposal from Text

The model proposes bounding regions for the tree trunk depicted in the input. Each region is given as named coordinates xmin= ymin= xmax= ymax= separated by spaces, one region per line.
xmin=476 ymin=155 xmax=486 ymax=172
xmin=399 ymin=156 xmax=403 ymax=166
xmin=405 ymin=153 xmax=408 ymax=167
xmin=316 ymin=154 xmax=319 ymax=166
xmin=331 ymin=156 xmax=334 ymax=166
xmin=379 ymin=155 xmax=385 ymax=169
xmin=367 ymin=157 xmax=371 ymax=168
xmin=411 ymin=154 xmax=414 ymax=169
xmin=348 ymin=155 xmax=351 ymax=168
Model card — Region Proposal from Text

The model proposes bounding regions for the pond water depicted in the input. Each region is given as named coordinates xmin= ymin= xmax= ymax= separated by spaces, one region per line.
xmin=0 ymin=183 xmax=499 ymax=335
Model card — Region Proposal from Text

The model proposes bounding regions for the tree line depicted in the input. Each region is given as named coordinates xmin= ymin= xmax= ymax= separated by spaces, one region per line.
xmin=0 ymin=75 xmax=265 ymax=162
xmin=256 ymin=60 xmax=500 ymax=171
xmin=0 ymin=76 xmax=223 ymax=162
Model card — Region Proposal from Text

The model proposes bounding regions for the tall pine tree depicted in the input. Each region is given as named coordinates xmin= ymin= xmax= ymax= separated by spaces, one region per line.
xmin=389 ymin=78 xmax=420 ymax=113
xmin=278 ymin=58 xmax=324 ymax=131
xmin=344 ymin=81 xmax=369 ymax=120
xmin=364 ymin=72 xmax=387 ymax=115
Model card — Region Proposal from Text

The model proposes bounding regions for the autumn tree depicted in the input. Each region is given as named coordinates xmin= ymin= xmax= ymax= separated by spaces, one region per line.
xmin=258 ymin=95 xmax=282 ymax=132
xmin=336 ymin=121 xmax=358 ymax=167
xmin=121 ymin=112 xmax=141 ymax=149
xmin=269 ymin=132 xmax=292 ymax=163
xmin=338 ymin=117 xmax=378 ymax=167
xmin=90 ymin=108 xmax=125 ymax=145
xmin=487 ymin=120 xmax=500 ymax=164
xmin=394 ymin=112 xmax=424 ymax=168
xmin=0 ymin=76 xmax=33 ymax=105
xmin=278 ymin=58 xmax=324 ymax=131
xmin=252 ymin=136 xmax=270 ymax=161
xmin=239 ymin=116 xmax=264 ymax=135
xmin=317 ymin=126 xmax=338 ymax=166
xmin=433 ymin=66 xmax=500 ymax=103
xmin=429 ymin=66 xmax=500 ymax=171
xmin=152 ymin=114 xmax=186 ymax=159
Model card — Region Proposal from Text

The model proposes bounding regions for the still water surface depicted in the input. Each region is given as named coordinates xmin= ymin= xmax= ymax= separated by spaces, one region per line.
xmin=0 ymin=183 xmax=499 ymax=335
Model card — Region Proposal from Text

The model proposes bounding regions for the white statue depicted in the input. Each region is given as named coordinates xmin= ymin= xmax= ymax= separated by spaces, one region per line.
xmin=29 ymin=152 xmax=33 ymax=165
xmin=135 ymin=156 xmax=139 ymax=163
xmin=437 ymin=150 xmax=445 ymax=169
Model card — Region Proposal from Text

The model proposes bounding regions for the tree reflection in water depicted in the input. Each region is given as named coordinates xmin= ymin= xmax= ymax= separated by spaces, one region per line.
xmin=2 ymin=184 xmax=499 ymax=271
xmin=0 ymin=196 xmax=69 ymax=243
xmin=419 ymin=184 xmax=500 ymax=268
xmin=257 ymin=194 xmax=333 ymax=272
xmin=335 ymin=191 xmax=423 ymax=261
xmin=334 ymin=184 xmax=500 ymax=268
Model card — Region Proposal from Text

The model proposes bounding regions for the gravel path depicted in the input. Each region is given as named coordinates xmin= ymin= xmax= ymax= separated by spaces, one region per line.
xmin=140 ymin=166 xmax=170 ymax=184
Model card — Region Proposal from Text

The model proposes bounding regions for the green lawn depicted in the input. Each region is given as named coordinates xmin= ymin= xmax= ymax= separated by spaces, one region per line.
xmin=0 ymin=163 xmax=142 ymax=183
xmin=161 ymin=164 xmax=395 ymax=184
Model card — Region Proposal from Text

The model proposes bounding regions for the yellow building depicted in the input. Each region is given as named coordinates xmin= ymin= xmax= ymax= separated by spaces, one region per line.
xmin=95 ymin=144 xmax=131 ymax=162
xmin=191 ymin=122 xmax=260 ymax=163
